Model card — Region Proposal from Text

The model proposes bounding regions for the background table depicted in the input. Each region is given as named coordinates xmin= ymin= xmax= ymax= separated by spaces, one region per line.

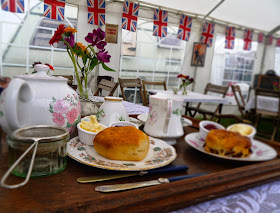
xmin=246 ymin=95 xmax=279 ymax=113
xmin=148 ymin=90 xmax=228 ymax=104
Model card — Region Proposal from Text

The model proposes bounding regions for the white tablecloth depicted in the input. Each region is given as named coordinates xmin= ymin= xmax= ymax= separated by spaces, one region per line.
xmin=171 ymin=180 xmax=280 ymax=213
xmin=149 ymin=90 xmax=228 ymax=104
xmin=246 ymin=95 xmax=279 ymax=113
xmin=89 ymin=96 xmax=149 ymax=115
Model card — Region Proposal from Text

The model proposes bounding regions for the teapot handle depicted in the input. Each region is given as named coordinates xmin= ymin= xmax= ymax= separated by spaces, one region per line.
xmin=163 ymin=99 xmax=172 ymax=134
xmin=5 ymin=78 xmax=32 ymax=131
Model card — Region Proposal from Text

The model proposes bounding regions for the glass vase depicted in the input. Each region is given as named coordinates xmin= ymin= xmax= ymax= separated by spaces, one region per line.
xmin=182 ymin=83 xmax=188 ymax=95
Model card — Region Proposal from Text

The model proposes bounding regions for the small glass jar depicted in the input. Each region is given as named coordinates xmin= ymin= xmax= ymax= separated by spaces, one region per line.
xmin=6 ymin=128 xmax=69 ymax=178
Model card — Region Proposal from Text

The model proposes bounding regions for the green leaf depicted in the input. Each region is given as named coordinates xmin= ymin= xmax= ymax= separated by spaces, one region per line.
xmin=52 ymin=97 xmax=56 ymax=102
xmin=67 ymin=122 xmax=71 ymax=128
xmin=49 ymin=109 xmax=53 ymax=113
xmin=102 ymin=62 xmax=115 ymax=72
xmin=89 ymin=57 xmax=98 ymax=70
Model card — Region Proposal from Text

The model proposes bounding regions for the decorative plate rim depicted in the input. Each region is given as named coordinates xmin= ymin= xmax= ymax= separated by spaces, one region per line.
xmin=67 ymin=136 xmax=177 ymax=171
xmin=184 ymin=132 xmax=277 ymax=162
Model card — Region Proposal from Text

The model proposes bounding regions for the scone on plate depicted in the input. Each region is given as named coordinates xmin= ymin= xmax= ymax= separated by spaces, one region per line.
xmin=204 ymin=129 xmax=252 ymax=158
xmin=93 ymin=126 xmax=150 ymax=161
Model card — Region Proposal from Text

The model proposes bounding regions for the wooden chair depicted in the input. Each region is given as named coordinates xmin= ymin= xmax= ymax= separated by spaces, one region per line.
xmin=118 ymin=78 xmax=147 ymax=105
xmin=231 ymin=84 xmax=248 ymax=118
xmin=186 ymin=83 xmax=229 ymax=120
xmin=257 ymin=74 xmax=280 ymax=90
xmin=142 ymin=80 xmax=167 ymax=106
xmin=254 ymin=88 xmax=280 ymax=141
xmin=94 ymin=79 xmax=119 ymax=96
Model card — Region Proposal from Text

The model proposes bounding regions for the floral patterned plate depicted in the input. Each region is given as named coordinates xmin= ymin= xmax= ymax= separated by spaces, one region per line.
xmin=67 ymin=136 xmax=177 ymax=171
xmin=185 ymin=133 xmax=277 ymax=162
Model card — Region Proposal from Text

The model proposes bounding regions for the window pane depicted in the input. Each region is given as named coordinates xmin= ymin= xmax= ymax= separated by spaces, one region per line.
xmin=2 ymin=44 xmax=27 ymax=64
xmin=2 ymin=66 xmax=27 ymax=78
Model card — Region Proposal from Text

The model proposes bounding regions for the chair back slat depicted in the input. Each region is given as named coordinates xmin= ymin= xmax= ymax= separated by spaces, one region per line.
xmin=142 ymin=80 xmax=167 ymax=105
xmin=118 ymin=78 xmax=147 ymax=105
xmin=187 ymin=83 xmax=229 ymax=120
xmin=231 ymin=85 xmax=246 ymax=117
xmin=94 ymin=79 xmax=118 ymax=96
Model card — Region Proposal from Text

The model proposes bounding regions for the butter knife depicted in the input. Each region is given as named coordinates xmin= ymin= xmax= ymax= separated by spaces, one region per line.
xmin=95 ymin=173 xmax=207 ymax=192
xmin=77 ymin=165 xmax=188 ymax=183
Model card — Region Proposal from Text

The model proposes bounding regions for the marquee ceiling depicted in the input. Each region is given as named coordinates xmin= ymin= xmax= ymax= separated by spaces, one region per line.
xmin=140 ymin=0 xmax=280 ymax=35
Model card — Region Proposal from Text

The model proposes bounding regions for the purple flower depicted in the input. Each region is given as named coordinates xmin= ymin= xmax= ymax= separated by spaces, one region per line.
xmin=97 ymin=50 xmax=111 ymax=63
xmin=85 ymin=28 xmax=105 ymax=46
xmin=64 ymin=34 xmax=75 ymax=48
xmin=96 ymin=41 xmax=107 ymax=50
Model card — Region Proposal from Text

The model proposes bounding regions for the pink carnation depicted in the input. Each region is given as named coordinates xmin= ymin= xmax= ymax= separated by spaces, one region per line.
xmin=52 ymin=112 xmax=65 ymax=126
xmin=54 ymin=100 xmax=69 ymax=114
xmin=66 ymin=108 xmax=78 ymax=124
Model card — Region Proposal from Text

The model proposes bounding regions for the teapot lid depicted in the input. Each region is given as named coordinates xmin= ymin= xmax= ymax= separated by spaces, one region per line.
xmin=15 ymin=64 xmax=67 ymax=82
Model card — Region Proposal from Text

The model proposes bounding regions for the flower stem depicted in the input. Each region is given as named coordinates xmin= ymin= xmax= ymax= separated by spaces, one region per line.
xmin=63 ymin=37 xmax=84 ymax=96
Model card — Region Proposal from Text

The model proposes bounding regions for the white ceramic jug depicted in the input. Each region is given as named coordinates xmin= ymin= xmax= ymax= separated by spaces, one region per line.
xmin=144 ymin=93 xmax=184 ymax=145
xmin=96 ymin=97 xmax=129 ymax=127
xmin=0 ymin=64 xmax=81 ymax=134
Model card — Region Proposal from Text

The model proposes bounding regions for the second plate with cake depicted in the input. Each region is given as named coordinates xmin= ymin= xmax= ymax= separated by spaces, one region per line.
xmin=185 ymin=132 xmax=277 ymax=162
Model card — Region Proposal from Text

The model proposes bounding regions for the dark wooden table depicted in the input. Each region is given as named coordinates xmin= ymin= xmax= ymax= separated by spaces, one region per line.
xmin=1 ymin=118 xmax=280 ymax=213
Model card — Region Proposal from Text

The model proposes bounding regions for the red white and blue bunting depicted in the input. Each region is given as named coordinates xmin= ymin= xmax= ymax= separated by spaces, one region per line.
xmin=200 ymin=22 xmax=215 ymax=47
xmin=87 ymin=0 xmax=105 ymax=26
xmin=43 ymin=0 xmax=65 ymax=20
xmin=122 ymin=0 xmax=139 ymax=32
xmin=1 ymin=0 xmax=24 ymax=13
xmin=225 ymin=26 xmax=235 ymax=49
xmin=153 ymin=9 xmax=168 ymax=37
xmin=177 ymin=14 xmax=192 ymax=41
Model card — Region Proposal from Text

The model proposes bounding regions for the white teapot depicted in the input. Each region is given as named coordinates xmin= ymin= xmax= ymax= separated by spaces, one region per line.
xmin=144 ymin=93 xmax=184 ymax=145
xmin=0 ymin=64 xmax=81 ymax=134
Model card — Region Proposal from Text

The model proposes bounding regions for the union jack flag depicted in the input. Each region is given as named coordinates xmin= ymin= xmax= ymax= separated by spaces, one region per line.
xmin=277 ymin=38 xmax=280 ymax=47
xmin=88 ymin=0 xmax=105 ymax=26
xmin=1 ymin=0 xmax=24 ymax=13
xmin=153 ymin=9 xmax=168 ymax=37
xmin=225 ymin=26 xmax=235 ymax=49
xmin=122 ymin=0 xmax=139 ymax=32
xmin=258 ymin=33 xmax=264 ymax=43
xmin=44 ymin=0 xmax=65 ymax=20
xmin=267 ymin=35 xmax=273 ymax=45
xmin=243 ymin=29 xmax=252 ymax=51
xmin=177 ymin=14 xmax=192 ymax=41
xmin=200 ymin=22 xmax=215 ymax=47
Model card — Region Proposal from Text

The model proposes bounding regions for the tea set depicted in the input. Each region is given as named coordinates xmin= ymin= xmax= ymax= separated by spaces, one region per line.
xmin=0 ymin=65 xmax=186 ymax=188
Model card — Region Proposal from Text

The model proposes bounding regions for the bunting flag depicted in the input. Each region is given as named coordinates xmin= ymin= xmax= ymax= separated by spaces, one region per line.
xmin=1 ymin=0 xmax=24 ymax=13
xmin=258 ymin=32 xmax=264 ymax=43
xmin=200 ymin=22 xmax=215 ymax=47
xmin=87 ymin=0 xmax=105 ymax=26
xmin=44 ymin=0 xmax=65 ymax=20
xmin=267 ymin=35 xmax=273 ymax=45
xmin=177 ymin=14 xmax=192 ymax=41
xmin=153 ymin=9 xmax=168 ymax=37
xmin=243 ymin=29 xmax=252 ymax=51
xmin=122 ymin=0 xmax=139 ymax=32
xmin=225 ymin=26 xmax=235 ymax=49
xmin=276 ymin=38 xmax=280 ymax=47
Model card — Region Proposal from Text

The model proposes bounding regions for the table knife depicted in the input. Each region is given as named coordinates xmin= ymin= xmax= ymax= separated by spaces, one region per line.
xmin=77 ymin=165 xmax=188 ymax=183
xmin=95 ymin=173 xmax=208 ymax=192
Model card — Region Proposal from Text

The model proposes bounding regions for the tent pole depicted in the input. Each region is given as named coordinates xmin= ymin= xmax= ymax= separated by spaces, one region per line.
xmin=260 ymin=25 xmax=280 ymax=74
xmin=203 ymin=0 xmax=225 ymax=20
